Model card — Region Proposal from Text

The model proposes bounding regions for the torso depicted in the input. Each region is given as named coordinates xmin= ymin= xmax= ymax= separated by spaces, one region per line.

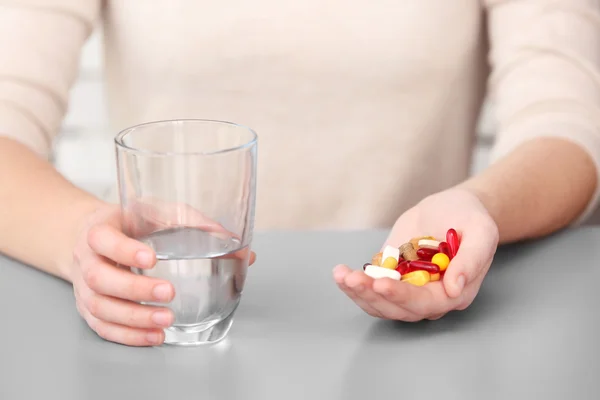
xmin=101 ymin=0 xmax=489 ymax=229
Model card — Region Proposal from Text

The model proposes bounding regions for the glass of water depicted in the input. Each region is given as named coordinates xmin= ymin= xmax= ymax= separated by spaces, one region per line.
xmin=114 ymin=119 xmax=257 ymax=346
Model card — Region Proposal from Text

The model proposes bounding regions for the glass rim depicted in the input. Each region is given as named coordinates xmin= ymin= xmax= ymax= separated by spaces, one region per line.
xmin=114 ymin=118 xmax=258 ymax=157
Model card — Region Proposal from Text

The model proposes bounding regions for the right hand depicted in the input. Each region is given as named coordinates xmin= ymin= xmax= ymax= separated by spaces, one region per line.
xmin=70 ymin=203 xmax=255 ymax=346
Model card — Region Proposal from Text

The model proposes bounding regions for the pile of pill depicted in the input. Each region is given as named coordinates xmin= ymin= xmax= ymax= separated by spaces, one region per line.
xmin=362 ymin=228 xmax=460 ymax=286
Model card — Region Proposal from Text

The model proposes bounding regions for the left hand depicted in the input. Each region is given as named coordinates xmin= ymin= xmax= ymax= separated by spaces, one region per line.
xmin=333 ymin=187 xmax=499 ymax=321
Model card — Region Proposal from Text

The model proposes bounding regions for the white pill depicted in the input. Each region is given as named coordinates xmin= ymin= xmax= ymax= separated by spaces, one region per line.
xmin=364 ymin=265 xmax=401 ymax=280
xmin=381 ymin=245 xmax=400 ymax=262
xmin=417 ymin=239 xmax=440 ymax=249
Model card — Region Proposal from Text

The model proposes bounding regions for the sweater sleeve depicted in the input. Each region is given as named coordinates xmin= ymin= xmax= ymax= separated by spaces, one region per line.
xmin=0 ymin=0 xmax=100 ymax=158
xmin=484 ymin=0 xmax=600 ymax=224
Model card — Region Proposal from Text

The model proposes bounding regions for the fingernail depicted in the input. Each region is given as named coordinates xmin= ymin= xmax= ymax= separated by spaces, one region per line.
xmin=135 ymin=251 xmax=153 ymax=267
xmin=333 ymin=268 xmax=346 ymax=281
xmin=146 ymin=332 xmax=163 ymax=345
xmin=456 ymin=275 xmax=465 ymax=292
xmin=151 ymin=311 xmax=173 ymax=327
xmin=152 ymin=284 xmax=173 ymax=302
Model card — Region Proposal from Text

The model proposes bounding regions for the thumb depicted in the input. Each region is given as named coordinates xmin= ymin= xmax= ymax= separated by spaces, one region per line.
xmin=442 ymin=225 xmax=496 ymax=298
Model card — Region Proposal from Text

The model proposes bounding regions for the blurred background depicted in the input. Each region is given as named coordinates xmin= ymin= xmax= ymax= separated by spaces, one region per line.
xmin=53 ymin=28 xmax=497 ymax=205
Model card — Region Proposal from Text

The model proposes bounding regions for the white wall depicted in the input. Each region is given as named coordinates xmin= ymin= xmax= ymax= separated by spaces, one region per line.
xmin=54 ymin=30 xmax=496 ymax=199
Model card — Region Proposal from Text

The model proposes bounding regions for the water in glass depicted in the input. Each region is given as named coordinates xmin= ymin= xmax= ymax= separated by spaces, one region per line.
xmin=134 ymin=227 xmax=247 ymax=333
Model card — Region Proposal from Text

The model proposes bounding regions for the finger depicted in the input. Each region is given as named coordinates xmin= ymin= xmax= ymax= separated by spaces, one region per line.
xmin=452 ymin=278 xmax=485 ymax=311
xmin=332 ymin=264 xmax=352 ymax=285
xmin=344 ymin=270 xmax=421 ymax=320
xmin=338 ymin=282 xmax=385 ymax=318
xmin=333 ymin=265 xmax=383 ymax=317
xmin=82 ymin=259 xmax=175 ymax=303
xmin=79 ymin=289 xmax=175 ymax=329
xmin=372 ymin=278 xmax=459 ymax=317
xmin=358 ymin=288 xmax=422 ymax=321
xmin=426 ymin=313 xmax=446 ymax=321
xmin=443 ymin=221 xmax=497 ymax=299
xmin=87 ymin=224 xmax=156 ymax=269
xmin=77 ymin=300 xmax=165 ymax=346
xmin=343 ymin=269 xmax=374 ymax=294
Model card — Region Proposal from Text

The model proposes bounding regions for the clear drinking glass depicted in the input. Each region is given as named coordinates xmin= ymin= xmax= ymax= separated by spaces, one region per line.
xmin=114 ymin=119 xmax=257 ymax=345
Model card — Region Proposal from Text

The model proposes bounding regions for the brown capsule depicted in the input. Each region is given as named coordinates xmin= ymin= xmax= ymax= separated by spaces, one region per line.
xmin=404 ymin=249 xmax=418 ymax=261
xmin=399 ymin=242 xmax=413 ymax=254
xmin=399 ymin=242 xmax=418 ymax=261
xmin=371 ymin=252 xmax=383 ymax=266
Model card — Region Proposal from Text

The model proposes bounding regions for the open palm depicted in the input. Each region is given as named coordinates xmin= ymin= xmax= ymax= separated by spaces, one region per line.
xmin=333 ymin=188 xmax=499 ymax=321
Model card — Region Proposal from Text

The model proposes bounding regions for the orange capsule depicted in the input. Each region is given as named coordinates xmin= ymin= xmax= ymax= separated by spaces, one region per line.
xmin=371 ymin=252 xmax=383 ymax=266
xmin=401 ymin=270 xmax=430 ymax=286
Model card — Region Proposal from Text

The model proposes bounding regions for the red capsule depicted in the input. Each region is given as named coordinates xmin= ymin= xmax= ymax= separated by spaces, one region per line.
xmin=439 ymin=242 xmax=452 ymax=259
xmin=446 ymin=229 xmax=459 ymax=258
xmin=396 ymin=260 xmax=410 ymax=275
xmin=406 ymin=260 xmax=440 ymax=274
xmin=416 ymin=248 xmax=438 ymax=261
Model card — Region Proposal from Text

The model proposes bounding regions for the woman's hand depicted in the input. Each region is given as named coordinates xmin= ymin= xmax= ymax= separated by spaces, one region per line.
xmin=71 ymin=204 xmax=173 ymax=346
xmin=70 ymin=202 xmax=256 ymax=346
xmin=333 ymin=188 xmax=499 ymax=321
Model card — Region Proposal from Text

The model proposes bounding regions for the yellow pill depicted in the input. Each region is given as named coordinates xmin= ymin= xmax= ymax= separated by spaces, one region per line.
xmin=430 ymin=273 xmax=440 ymax=282
xmin=401 ymin=270 xmax=430 ymax=286
xmin=371 ymin=252 xmax=383 ymax=266
xmin=431 ymin=253 xmax=450 ymax=272
xmin=381 ymin=256 xmax=398 ymax=270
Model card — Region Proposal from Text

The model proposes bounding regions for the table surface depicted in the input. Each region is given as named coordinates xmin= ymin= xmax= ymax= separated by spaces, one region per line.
xmin=1 ymin=228 xmax=600 ymax=400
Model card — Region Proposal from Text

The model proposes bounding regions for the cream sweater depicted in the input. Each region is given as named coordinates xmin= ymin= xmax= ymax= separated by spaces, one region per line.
xmin=2 ymin=0 xmax=600 ymax=230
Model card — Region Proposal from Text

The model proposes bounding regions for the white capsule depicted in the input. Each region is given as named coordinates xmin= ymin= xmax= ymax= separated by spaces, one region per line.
xmin=381 ymin=245 xmax=400 ymax=263
xmin=364 ymin=265 xmax=401 ymax=280
xmin=417 ymin=239 xmax=440 ymax=250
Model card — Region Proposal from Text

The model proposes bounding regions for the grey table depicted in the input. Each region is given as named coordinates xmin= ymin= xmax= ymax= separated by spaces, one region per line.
xmin=1 ymin=228 xmax=599 ymax=399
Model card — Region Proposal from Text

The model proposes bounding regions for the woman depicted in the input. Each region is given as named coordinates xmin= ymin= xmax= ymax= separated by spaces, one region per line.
xmin=1 ymin=0 xmax=600 ymax=345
